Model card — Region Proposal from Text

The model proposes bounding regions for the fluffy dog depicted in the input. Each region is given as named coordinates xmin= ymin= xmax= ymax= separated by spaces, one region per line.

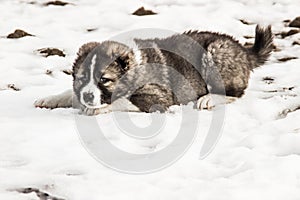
xmin=34 ymin=25 xmax=273 ymax=115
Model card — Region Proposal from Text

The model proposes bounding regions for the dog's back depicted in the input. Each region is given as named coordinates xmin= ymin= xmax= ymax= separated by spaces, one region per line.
xmin=182 ymin=26 xmax=273 ymax=97
xmin=135 ymin=25 xmax=273 ymax=102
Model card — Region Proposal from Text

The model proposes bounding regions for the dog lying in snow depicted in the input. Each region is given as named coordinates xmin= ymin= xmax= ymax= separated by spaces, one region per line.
xmin=34 ymin=25 xmax=273 ymax=115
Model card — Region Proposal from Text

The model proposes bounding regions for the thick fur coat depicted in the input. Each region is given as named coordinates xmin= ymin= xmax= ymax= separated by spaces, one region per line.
xmin=34 ymin=25 xmax=273 ymax=115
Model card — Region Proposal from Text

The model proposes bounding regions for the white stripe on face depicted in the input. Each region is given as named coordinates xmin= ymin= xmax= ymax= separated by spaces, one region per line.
xmin=80 ymin=55 xmax=102 ymax=108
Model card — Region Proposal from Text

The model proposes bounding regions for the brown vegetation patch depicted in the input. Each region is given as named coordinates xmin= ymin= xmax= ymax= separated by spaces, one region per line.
xmin=44 ymin=1 xmax=70 ymax=6
xmin=7 ymin=29 xmax=34 ymax=39
xmin=289 ymin=17 xmax=300 ymax=28
xmin=132 ymin=7 xmax=157 ymax=16
xmin=277 ymin=57 xmax=298 ymax=62
xmin=37 ymin=48 xmax=66 ymax=57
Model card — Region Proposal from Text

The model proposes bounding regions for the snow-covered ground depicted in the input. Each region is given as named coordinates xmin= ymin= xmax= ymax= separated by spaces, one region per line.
xmin=1 ymin=0 xmax=300 ymax=199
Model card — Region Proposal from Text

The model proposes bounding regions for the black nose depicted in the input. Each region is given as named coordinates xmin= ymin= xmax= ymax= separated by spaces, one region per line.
xmin=83 ymin=92 xmax=94 ymax=103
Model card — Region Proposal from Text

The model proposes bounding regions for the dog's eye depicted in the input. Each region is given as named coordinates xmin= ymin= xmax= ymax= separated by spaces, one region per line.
xmin=100 ymin=77 xmax=112 ymax=84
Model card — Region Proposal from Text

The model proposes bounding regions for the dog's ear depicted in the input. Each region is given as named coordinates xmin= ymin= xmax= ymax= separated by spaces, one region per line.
xmin=73 ymin=42 xmax=100 ymax=77
xmin=115 ymin=55 xmax=128 ymax=70
xmin=113 ymin=51 xmax=136 ymax=71
xmin=104 ymin=41 xmax=136 ymax=70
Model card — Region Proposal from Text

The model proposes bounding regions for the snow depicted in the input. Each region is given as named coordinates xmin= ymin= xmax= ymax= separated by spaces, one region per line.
xmin=1 ymin=0 xmax=300 ymax=199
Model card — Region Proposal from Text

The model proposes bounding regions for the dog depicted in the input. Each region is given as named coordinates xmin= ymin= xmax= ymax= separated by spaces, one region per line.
xmin=34 ymin=25 xmax=273 ymax=115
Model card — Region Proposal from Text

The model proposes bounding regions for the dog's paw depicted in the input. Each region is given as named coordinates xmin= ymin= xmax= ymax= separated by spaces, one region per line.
xmin=34 ymin=96 xmax=60 ymax=109
xmin=197 ymin=94 xmax=237 ymax=110
xmin=197 ymin=94 xmax=215 ymax=110
xmin=83 ymin=108 xmax=101 ymax=116
xmin=34 ymin=90 xmax=73 ymax=109
xmin=83 ymin=105 xmax=111 ymax=116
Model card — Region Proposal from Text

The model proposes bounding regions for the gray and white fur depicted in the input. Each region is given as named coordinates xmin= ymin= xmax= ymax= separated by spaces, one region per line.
xmin=34 ymin=25 xmax=273 ymax=115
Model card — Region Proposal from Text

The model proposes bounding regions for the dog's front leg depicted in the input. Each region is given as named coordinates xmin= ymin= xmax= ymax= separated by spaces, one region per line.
xmin=34 ymin=89 xmax=73 ymax=109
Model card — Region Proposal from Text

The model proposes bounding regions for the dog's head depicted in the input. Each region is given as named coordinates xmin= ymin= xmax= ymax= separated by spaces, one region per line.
xmin=73 ymin=41 xmax=140 ymax=108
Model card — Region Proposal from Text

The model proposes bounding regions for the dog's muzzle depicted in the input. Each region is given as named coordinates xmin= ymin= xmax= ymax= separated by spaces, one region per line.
xmin=80 ymin=85 xmax=102 ymax=108
xmin=83 ymin=92 xmax=95 ymax=105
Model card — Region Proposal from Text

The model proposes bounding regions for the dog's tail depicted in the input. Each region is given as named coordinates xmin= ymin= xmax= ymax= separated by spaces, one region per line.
xmin=249 ymin=25 xmax=273 ymax=68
